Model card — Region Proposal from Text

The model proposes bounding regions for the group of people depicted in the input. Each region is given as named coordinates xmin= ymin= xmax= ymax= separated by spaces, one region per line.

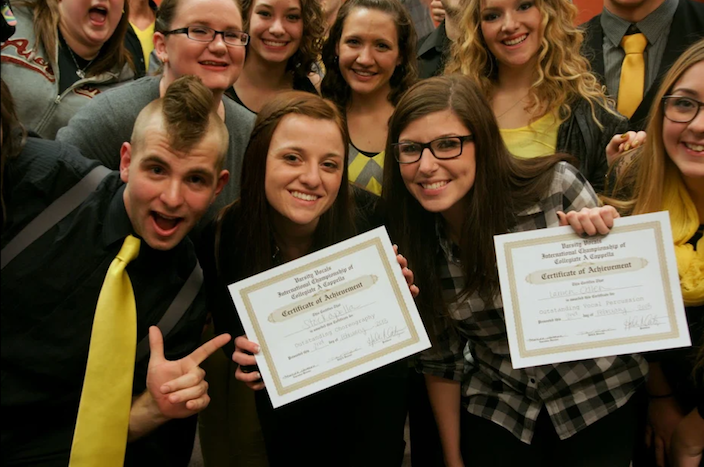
xmin=0 ymin=0 xmax=702 ymax=465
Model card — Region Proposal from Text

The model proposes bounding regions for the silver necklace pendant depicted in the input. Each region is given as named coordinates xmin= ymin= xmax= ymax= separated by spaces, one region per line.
xmin=76 ymin=69 xmax=86 ymax=79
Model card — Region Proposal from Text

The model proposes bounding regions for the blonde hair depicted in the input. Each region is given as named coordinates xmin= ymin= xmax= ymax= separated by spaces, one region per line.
xmin=444 ymin=0 xmax=614 ymax=127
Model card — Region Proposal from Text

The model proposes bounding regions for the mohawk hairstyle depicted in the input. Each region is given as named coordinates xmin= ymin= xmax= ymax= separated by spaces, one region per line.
xmin=130 ymin=75 xmax=228 ymax=169
xmin=161 ymin=75 xmax=216 ymax=152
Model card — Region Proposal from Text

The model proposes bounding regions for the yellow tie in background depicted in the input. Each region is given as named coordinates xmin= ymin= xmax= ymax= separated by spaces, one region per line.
xmin=617 ymin=33 xmax=648 ymax=118
xmin=69 ymin=235 xmax=141 ymax=467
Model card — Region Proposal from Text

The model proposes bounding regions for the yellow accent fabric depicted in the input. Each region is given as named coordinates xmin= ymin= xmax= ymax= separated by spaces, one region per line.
xmin=69 ymin=235 xmax=141 ymax=467
xmin=617 ymin=33 xmax=647 ymax=118
xmin=500 ymin=112 xmax=559 ymax=159
xmin=348 ymin=150 xmax=384 ymax=196
xmin=662 ymin=165 xmax=704 ymax=306
xmin=131 ymin=22 xmax=155 ymax=70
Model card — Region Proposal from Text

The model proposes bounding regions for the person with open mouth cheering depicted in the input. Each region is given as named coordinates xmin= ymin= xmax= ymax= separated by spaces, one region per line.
xmin=0 ymin=0 xmax=141 ymax=139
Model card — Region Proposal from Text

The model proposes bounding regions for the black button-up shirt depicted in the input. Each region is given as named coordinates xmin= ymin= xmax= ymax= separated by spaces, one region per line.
xmin=1 ymin=138 xmax=207 ymax=466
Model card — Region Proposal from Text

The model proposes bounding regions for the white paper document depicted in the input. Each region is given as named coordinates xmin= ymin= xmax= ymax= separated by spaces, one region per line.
xmin=494 ymin=212 xmax=691 ymax=369
xmin=228 ymin=227 xmax=431 ymax=407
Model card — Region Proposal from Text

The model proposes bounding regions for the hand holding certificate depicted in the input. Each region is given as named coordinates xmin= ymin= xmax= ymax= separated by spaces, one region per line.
xmin=228 ymin=227 xmax=431 ymax=408
xmin=494 ymin=211 xmax=691 ymax=369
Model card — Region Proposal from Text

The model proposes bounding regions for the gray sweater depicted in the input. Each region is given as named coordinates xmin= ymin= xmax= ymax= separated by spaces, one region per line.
xmin=57 ymin=76 xmax=255 ymax=219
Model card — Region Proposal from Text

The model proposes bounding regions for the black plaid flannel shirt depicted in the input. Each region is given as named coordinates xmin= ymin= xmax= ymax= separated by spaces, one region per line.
xmin=416 ymin=162 xmax=648 ymax=444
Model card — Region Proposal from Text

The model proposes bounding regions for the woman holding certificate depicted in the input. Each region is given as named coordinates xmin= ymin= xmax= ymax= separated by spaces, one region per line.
xmin=382 ymin=75 xmax=648 ymax=466
xmin=202 ymin=91 xmax=411 ymax=467
xmin=605 ymin=40 xmax=704 ymax=467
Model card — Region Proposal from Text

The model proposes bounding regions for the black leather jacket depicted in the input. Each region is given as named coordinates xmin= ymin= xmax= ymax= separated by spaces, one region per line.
xmin=556 ymin=98 xmax=628 ymax=193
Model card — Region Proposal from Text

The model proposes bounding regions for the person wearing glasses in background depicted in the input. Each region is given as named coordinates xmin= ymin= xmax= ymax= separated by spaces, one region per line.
xmin=604 ymin=39 xmax=704 ymax=467
xmin=57 ymin=0 xmax=255 ymax=226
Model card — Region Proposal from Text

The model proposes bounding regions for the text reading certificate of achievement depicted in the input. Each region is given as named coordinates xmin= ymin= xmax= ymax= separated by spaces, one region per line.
xmin=228 ymin=227 xmax=431 ymax=408
xmin=494 ymin=212 xmax=691 ymax=369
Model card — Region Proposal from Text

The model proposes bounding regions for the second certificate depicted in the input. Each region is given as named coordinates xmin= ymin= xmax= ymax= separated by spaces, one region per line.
xmin=228 ymin=227 xmax=430 ymax=408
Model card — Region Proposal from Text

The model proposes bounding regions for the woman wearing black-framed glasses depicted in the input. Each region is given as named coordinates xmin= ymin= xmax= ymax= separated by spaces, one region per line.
xmin=383 ymin=74 xmax=647 ymax=466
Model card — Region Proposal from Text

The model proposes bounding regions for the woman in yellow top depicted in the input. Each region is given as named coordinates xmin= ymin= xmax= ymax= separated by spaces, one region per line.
xmin=128 ymin=0 xmax=157 ymax=69
xmin=444 ymin=0 xmax=626 ymax=192
xmin=606 ymin=39 xmax=704 ymax=467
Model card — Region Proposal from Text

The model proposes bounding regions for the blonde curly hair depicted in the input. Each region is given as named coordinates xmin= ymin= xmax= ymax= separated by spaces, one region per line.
xmin=444 ymin=0 xmax=615 ymax=127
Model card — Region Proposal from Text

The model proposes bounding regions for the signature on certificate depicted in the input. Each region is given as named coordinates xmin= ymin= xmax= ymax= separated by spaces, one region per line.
xmin=367 ymin=326 xmax=406 ymax=347
xmin=623 ymin=314 xmax=664 ymax=331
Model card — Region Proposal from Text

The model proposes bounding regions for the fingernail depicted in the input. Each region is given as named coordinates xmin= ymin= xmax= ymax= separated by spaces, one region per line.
xmin=254 ymin=344 xmax=260 ymax=353
xmin=161 ymin=384 xmax=170 ymax=393
xmin=255 ymin=372 xmax=261 ymax=379
xmin=633 ymin=140 xmax=639 ymax=147
xmin=624 ymin=143 xmax=630 ymax=151
xmin=620 ymin=133 xmax=627 ymax=139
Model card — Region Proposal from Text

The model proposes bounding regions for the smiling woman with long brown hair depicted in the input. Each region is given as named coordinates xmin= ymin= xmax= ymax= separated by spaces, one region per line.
xmin=383 ymin=74 xmax=647 ymax=466
xmin=201 ymin=91 xmax=413 ymax=467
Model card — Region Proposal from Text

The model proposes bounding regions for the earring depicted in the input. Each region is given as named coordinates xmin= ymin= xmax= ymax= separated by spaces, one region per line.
xmin=333 ymin=55 xmax=339 ymax=64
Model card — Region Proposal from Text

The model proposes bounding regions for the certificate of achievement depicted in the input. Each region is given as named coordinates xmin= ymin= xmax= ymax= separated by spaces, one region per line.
xmin=494 ymin=212 xmax=691 ymax=369
xmin=228 ymin=227 xmax=431 ymax=408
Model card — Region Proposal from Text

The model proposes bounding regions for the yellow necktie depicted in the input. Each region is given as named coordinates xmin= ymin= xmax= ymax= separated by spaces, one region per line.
xmin=617 ymin=33 xmax=648 ymax=118
xmin=69 ymin=235 xmax=141 ymax=467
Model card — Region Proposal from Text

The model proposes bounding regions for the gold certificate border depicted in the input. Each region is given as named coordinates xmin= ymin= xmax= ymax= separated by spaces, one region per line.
xmin=503 ymin=221 xmax=679 ymax=358
xmin=239 ymin=237 xmax=420 ymax=396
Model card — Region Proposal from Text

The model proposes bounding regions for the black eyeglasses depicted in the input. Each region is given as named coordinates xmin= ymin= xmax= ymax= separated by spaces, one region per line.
xmin=393 ymin=135 xmax=474 ymax=164
xmin=164 ymin=26 xmax=249 ymax=46
xmin=662 ymin=95 xmax=704 ymax=123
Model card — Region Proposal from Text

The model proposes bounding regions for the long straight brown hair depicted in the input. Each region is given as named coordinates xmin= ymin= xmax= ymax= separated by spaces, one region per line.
xmin=383 ymin=75 xmax=566 ymax=320
xmin=17 ymin=0 xmax=134 ymax=76
xmin=215 ymin=91 xmax=356 ymax=279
